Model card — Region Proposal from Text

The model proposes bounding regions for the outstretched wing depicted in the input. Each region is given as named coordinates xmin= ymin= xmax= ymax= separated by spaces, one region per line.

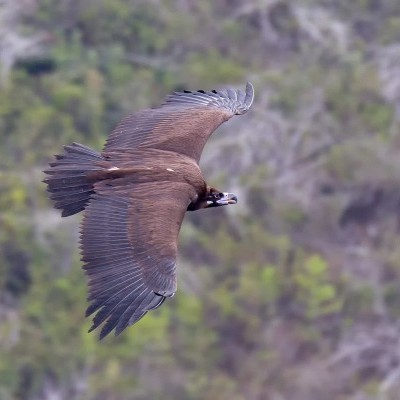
xmin=104 ymin=82 xmax=254 ymax=163
xmin=81 ymin=180 xmax=196 ymax=339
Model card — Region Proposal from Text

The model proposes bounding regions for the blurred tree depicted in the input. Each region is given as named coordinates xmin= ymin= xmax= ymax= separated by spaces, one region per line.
xmin=1 ymin=0 xmax=400 ymax=399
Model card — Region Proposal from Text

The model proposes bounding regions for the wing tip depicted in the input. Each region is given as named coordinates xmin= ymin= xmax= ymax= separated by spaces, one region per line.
xmin=244 ymin=81 xmax=255 ymax=109
xmin=86 ymin=292 xmax=169 ymax=339
xmin=163 ymin=81 xmax=255 ymax=115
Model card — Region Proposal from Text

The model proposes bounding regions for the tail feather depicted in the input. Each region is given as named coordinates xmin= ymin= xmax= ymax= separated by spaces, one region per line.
xmin=43 ymin=175 xmax=91 ymax=187
xmin=49 ymin=188 xmax=94 ymax=201
xmin=47 ymin=185 xmax=93 ymax=197
xmin=43 ymin=142 xmax=106 ymax=217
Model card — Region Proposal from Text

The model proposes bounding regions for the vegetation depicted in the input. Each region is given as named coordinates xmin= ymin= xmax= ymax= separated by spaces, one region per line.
xmin=1 ymin=0 xmax=400 ymax=399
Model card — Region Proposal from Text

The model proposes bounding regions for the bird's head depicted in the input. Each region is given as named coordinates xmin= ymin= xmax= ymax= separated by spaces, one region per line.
xmin=204 ymin=191 xmax=238 ymax=208
xmin=187 ymin=190 xmax=238 ymax=211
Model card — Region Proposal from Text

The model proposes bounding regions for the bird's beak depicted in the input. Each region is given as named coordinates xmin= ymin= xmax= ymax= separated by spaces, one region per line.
xmin=216 ymin=192 xmax=238 ymax=206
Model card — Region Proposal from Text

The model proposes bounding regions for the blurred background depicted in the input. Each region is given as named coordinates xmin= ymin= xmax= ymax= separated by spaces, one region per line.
xmin=1 ymin=0 xmax=400 ymax=399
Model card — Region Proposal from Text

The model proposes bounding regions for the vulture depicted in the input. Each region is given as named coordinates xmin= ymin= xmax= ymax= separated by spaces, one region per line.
xmin=43 ymin=82 xmax=254 ymax=339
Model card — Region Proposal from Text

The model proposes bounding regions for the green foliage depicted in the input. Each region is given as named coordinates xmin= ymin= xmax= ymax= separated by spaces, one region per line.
xmin=325 ymin=62 xmax=394 ymax=136
xmin=184 ymin=50 xmax=245 ymax=86
xmin=294 ymin=255 xmax=342 ymax=320
xmin=1 ymin=0 xmax=400 ymax=399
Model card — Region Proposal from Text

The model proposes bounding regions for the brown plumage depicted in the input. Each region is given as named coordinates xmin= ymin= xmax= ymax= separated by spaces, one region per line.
xmin=43 ymin=82 xmax=254 ymax=339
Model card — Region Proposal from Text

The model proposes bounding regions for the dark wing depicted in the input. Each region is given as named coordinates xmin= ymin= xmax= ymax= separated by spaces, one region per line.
xmin=81 ymin=180 xmax=196 ymax=339
xmin=104 ymin=82 xmax=254 ymax=163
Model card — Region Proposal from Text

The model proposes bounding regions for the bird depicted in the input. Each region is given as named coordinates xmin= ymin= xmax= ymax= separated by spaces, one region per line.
xmin=43 ymin=82 xmax=254 ymax=339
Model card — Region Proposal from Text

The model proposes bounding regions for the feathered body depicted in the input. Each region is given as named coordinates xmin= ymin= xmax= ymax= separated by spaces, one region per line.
xmin=43 ymin=82 xmax=254 ymax=339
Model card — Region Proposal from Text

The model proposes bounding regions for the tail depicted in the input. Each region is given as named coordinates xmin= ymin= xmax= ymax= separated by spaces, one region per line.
xmin=43 ymin=142 xmax=106 ymax=217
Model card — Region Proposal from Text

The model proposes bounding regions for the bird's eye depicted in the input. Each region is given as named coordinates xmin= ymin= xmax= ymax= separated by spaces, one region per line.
xmin=218 ymin=193 xmax=224 ymax=198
